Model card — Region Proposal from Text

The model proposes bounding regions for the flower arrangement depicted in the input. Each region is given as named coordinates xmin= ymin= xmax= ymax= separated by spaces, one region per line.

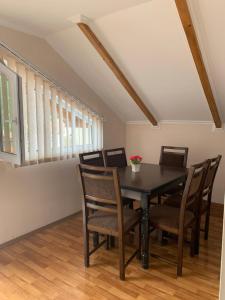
xmin=130 ymin=155 xmax=142 ymax=172
xmin=130 ymin=155 xmax=142 ymax=164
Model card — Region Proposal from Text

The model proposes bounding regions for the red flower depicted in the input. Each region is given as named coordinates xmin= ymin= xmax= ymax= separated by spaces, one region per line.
xmin=130 ymin=155 xmax=142 ymax=163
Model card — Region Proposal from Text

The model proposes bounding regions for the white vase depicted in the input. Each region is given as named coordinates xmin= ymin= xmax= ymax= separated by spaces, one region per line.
xmin=131 ymin=163 xmax=141 ymax=172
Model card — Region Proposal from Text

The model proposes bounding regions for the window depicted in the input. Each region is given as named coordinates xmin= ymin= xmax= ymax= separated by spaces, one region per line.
xmin=0 ymin=47 xmax=103 ymax=165
xmin=0 ymin=62 xmax=23 ymax=165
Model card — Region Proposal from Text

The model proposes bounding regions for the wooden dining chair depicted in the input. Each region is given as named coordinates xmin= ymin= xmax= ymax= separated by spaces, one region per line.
xmin=164 ymin=155 xmax=222 ymax=241
xmin=150 ymin=160 xmax=208 ymax=276
xmin=103 ymin=147 xmax=127 ymax=168
xmin=159 ymin=146 xmax=189 ymax=169
xmin=78 ymin=164 xmax=141 ymax=280
xmin=79 ymin=151 xmax=104 ymax=167
xmin=79 ymin=151 xmax=105 ymax=246
xmin=199 ymin=155 xmax=222 ymax=240
xmin=104 ymin=147 xmax=134 ymax=209
xmin=152 ymin=146 xmax=189 ymax=205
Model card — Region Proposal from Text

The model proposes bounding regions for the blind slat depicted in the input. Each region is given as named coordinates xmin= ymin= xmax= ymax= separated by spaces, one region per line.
xmin=71 ymin=101 xmax=76 ymax=156
xmin=43 ymin=82 xmax=52 ymax=159
xmin=27 ymin=70 xmax=38 ymax=161
xmin=35 ymin=76 xmax=45 ymax=160
xmin=51 ymin=88 xmax=58 ymax=158
xmin=58 ymin=94 xmax=64 ymax=159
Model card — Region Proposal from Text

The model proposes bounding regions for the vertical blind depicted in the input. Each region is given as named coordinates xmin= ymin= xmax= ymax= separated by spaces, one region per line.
xmin=0 ymin=47 xmax=103 ymax=164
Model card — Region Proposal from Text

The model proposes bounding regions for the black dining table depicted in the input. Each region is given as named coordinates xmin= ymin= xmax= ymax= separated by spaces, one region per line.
xmin=118 ymin=163 xmax=187 ymax=269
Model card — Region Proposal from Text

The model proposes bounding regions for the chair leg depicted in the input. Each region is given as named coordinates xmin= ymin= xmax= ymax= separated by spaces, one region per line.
xmin=84 ymin=228 xmax=90 ymax=268
xmin=118 ymin=237 xmax=125 ymax=280
xmin=92 ymin=207 xmax=99 ymax=247
xmin=157 ymin=230 xmax=168 ymax=246
xmin=194 ymin=211 xmax=201 ymax=255
xmin=190 ymin=224 xmax=196 ymax=257
xmin=109 ymin=236 xmax=115 ymax=248
xmin=162 ymin=231 xmax=169 ymax=245
xmin=93 ymin=232 xmax=99 ymax=247
xmin=177 ymin=231 xmax=184 ymax=277
xmin=204 ymin=209 xmax=210 ymax=240
xmin=158 ymin=194 xmax=161 ymax=205
xmin=105 ymin=235 xmax=110 ymax=250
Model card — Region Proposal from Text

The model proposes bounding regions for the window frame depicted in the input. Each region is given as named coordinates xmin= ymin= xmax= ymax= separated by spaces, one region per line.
xmin=0 ymin=62 xmax=24 ymax=165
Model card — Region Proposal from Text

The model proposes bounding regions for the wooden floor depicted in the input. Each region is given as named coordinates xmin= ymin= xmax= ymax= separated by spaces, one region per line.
xmin=0 ymin=207 xmax=223 ymax=300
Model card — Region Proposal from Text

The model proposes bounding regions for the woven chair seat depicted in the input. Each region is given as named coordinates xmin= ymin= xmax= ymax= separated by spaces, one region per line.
xmin=150 ymin=205 xmax=195 ymax=234
xmin=88 ymin=208 xmax=140 ymax=236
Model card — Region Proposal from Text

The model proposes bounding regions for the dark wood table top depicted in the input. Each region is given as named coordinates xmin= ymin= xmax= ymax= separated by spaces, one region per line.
xmin=118 ymin=163 xmax=186 ymax=195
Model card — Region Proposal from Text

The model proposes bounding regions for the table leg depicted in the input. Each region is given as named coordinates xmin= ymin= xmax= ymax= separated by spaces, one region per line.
xmin=141 ymin=193 xmax=150 ymax=269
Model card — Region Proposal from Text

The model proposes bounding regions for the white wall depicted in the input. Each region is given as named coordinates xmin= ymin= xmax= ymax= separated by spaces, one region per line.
xmin=0 ymin=159 xmax=81 ymax=244
xmin=126 ymin=122 xmax=225 ymax=204
xmin=0 ymin=26 xmax=125 ymax=245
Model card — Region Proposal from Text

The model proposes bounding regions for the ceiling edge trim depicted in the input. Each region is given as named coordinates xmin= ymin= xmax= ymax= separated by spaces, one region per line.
xmin=127 ymin=120 xmax=214 ymax=125
xmin=127 ymin=120 xmax=225 ymax=132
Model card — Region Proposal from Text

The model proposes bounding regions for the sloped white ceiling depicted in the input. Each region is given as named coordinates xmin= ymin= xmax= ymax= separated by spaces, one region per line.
xmin=47 ymin=0 xmax=212 ymax=122
xmin=188 ymin=0 xmax=225 ymax=122
xmin=0 ymin=0 xmax=150 ymax=36
xmin=0 ymin=0 xmax=224 ymax=123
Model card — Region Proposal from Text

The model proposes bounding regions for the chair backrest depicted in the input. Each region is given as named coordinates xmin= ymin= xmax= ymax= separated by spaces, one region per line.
xmin=159 ymin=146 xmax=189 ymax=168
xmin=78 ymin=164 xmax=124 ymax=233
xmin=103 ymin=147 xmax=127 ymax=168
xmin=79 ymin=151 xmax=104 ymax=167
xmin=202 ymin=155 xmax=222 ymax=198
xmin=179 ymin=160 xmax=209 ymax=230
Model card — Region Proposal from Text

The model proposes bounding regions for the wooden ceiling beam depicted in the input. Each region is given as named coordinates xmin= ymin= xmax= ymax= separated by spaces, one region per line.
xmin=175 ymin=0 xmax=222 ymax=128
xmin=77 ymin=22 xmax=158 ymax=126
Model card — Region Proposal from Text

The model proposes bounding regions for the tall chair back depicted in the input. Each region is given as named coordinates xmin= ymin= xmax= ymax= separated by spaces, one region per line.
xmin=199 ymin=155 xmax=222 ymax=240
xmin=179 ymin=161 xmax=208 ymax=230
xmin=202 ymin=155 xmax=222 ymax=199
xmin=79 ymin=151 xmax=104 ymax=167
xmin=78 ymin=164 xmax=124 ymax=235
xmin=103 ymin=147 xmax=127 ymax=168
xmin=159 ymin=146 xmax=189 ymax=168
